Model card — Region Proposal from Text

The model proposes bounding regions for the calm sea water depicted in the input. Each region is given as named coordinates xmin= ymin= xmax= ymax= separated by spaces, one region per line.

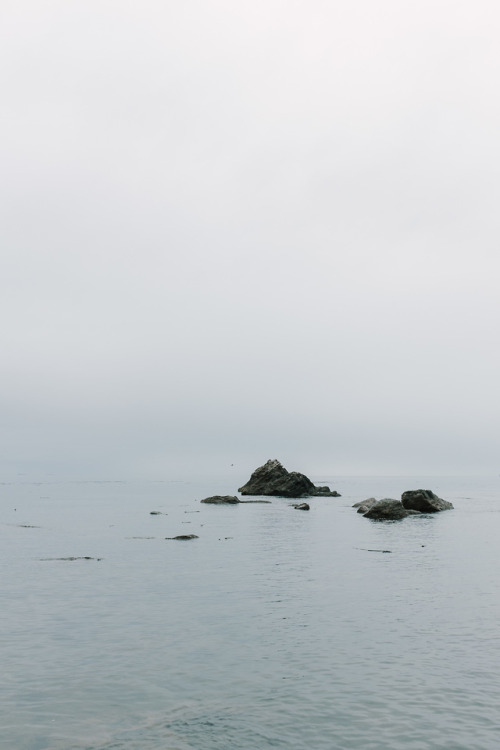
xmin=2 ymin=473 xmax=500 ymax=750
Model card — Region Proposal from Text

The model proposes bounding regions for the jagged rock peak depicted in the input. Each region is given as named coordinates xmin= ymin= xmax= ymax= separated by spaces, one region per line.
xmin=238 ymin=459 xmax=340 ymax=498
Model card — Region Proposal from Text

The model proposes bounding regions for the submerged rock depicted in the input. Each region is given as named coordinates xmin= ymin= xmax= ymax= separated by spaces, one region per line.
xmin=362 ymin=499 xmax=421 ymax=521
xmin=40 ymin=556 xmax=102 ymax=561
xmin=314 ymin=486 xmax=341 ymax=496
xmin=401 ymin=489 xmax=454 ymax=513
xmin=238 ymin=499 xmax=272 ymax=504
xmin=238 ymin=459 xmax=341 ymax=498
xmin=200 ymin=495 xmax=240 ymax=504
xmin=293 ymin=502 xmax=310 ymax=510
xmin=166 ymin=534 xmax=199 ymax=540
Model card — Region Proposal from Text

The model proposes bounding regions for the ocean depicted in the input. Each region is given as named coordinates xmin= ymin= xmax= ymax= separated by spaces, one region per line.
xmin=2 ymin=473 xmax=500 ymax=750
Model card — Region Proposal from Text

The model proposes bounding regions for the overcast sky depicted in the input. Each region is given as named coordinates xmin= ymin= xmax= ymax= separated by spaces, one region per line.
xmin=1 ymin=0 xmax=500 ymax=478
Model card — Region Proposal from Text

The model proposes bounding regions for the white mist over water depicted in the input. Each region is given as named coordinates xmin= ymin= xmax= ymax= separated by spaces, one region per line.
xmin=2 ymin=474 xmax=500 ymax=749
xmin=3 ymin=1 xmax=500 ymax=479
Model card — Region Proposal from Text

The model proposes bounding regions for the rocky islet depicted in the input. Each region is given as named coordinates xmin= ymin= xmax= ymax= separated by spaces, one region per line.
xmin=354 ymin=488 xmax=454 ymax=520
xmin=237 ymin=459 xmax=341 ymax=498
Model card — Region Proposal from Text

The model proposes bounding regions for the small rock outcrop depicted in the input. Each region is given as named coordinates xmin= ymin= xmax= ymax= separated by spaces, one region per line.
xmin=293 ymin=503 xmax=310 ymax=510
xmin=401 ymin=489 xmax=454 ymax=513
xmin=353 ymin=498 xmax=378 ymax=514
xmin=166 ymin=534 xmax=199 ymax=540
xmin=39 ymin=556 xmax=103 ymax=561
xmin=314 ymin=486 xmax=341 ymax=496
xmin=200 ymin=495 xmax=240 ymax=504
xmin=238 ymin=459 xmax=340 ymax=498
xmin=362 ymin=499 xmax=421 ymax=521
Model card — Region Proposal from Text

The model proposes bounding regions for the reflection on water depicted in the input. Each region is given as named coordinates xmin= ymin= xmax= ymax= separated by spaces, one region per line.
xmin=1 ymin=475 xmax=500 ymax=749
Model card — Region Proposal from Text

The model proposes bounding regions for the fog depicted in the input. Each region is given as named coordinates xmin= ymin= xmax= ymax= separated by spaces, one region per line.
xmin=2 ymin=0 xmax=500 ymax=478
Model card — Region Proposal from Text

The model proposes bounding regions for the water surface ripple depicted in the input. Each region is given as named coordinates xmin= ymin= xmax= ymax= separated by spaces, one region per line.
xmin=2 ymin=475 xmax=500 ymax=749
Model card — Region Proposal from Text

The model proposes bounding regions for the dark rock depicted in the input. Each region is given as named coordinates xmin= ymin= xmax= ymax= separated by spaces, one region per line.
xmin=40 ymin=556 xmax=102 ymax=561
xmin=314 ymin=486 xmax=341 ymax=497
xmin=166 ymin=534 xmax=199 ymax=540
xmin=293 ymin=503 xmax=310 ymax=510
xmin=238 ymin=459 xmax=341 ymax=498
xmin=353 ymin=498 xmax=378 ymax=514
xmin=238 ymin=499 xmax=272 ymax=504
xmin=401 ymin=489 xmax=454 ymax=513
xmin=238 ymin=459 xmax=311 ymax=497
xmin=200 ymin=495 xmax=240 ymax=504
xmin=356 ymin=548 xmax=392 ymax=553
xmin=363 ymin=499 xmax=421 ymax=521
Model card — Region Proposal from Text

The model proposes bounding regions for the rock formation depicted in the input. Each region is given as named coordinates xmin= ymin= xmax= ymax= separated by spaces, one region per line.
xmin=362 ymin=499 xmax=421 ymax=520
xmin=401 ymin=489 xmax=454 ymax=513
xmin=353 ymin=498 xmax=378 ymax=514
xmin=201 ymin=495 xmax=240 ymax=504
xmin=357 ymin=489 xmax=454 ymax=520
xmin=238 ymin=459 xmax=340 ymax=498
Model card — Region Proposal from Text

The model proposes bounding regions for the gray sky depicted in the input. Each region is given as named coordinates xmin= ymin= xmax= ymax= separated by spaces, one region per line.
xmin=2 ymin=0 xmax=500 ymax=478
